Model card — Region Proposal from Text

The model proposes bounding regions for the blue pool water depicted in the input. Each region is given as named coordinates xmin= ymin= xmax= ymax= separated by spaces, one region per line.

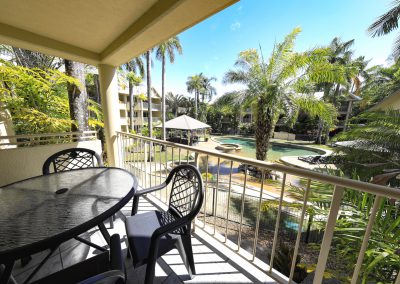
xmin=216 ymin=136 xmax=322 ymax=161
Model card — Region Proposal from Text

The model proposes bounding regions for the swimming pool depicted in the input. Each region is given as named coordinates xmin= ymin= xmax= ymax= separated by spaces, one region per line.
xmin=215 ymin=136 xmax=323 ymax=161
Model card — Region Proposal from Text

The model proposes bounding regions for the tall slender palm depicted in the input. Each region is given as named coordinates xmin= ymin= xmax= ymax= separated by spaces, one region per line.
xmin=155 ymin=36 xmax=183 ymax=140
xmin=323 ymin=37 xmax=355 ymax=105
xmin=368 ymin=0 xmax=400 ymax=58
xmin=145 ymin=50 xmax=153 ymax=138
xmin=186 ymin=73 xmax=205 ymax=119
xmin=224 ymin=27 xmax=341 ymax=161
xmin=122 ymin=57 xmax=144 ymax=132
xmin=201 ymin=76 xmax=217 ymax=103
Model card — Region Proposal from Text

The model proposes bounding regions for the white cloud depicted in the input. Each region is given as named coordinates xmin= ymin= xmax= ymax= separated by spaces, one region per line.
xmin=230 ymin=21 xmax=241 ymax=32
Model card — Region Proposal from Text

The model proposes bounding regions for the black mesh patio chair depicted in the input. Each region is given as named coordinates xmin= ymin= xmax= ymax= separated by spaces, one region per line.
xmin=42 ymin=148 xmax=117 ymax=249
xmin=31 ymin=234 xmax=125 ymax=284
xmin=125 ymin=164 xmax=204 ymax=284
xmin=42 ymin=148 xmax=103 ymax=174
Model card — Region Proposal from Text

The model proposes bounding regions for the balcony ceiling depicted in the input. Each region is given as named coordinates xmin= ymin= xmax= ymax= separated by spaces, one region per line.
xmin=0 ymin=0 xmax=238 ymax=66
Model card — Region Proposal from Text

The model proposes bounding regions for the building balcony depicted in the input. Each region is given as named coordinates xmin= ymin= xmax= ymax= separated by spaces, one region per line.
xmin=114 ymin=132 xmax=400 ymax=284
xmin=119 ymin=102 xmax=127 ymax=110
xmin=120 ymin=118 xmax=129 ymax=125
xmin=138 ymin=102 xmax=162 ymax=111
xmin=1 ymin=131 xmax=400 ymax=283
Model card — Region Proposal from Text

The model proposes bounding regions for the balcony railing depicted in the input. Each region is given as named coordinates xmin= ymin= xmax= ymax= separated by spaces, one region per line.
xmin=116 ymin=132 xmax=400 ymax=284
xmin=140 ymin=102 xmax=162 ymax=111
xmin=0 ymin=131 xmax=97 ymax=147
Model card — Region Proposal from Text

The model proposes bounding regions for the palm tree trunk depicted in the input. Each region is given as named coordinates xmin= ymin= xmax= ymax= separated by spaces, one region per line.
xmin=146 ymin=51 xmax=152 ymax=137
xmin=255 ymin=97 xmax=274 ymax=161
xmin=129 ymin=80 xmax=134 ymax=132
xmin=161 ymin=55 xmax=166 ymax=140
xmin=195 ymin=91 xmax=198 ymax=119
xmin=64 ymin=59 xmax=89 ymax=133
xmin=316 ymin=119 xmax=323 ymax=144
xmin=140 ymin=100 xmax=144 ymax=133
xmin=146 ymin=50 xmax=153 ymax=162
xmin=333 ymin=83 xmax=341 ymax=107
xmin=94 ymin=74 xmax=100 ymax=104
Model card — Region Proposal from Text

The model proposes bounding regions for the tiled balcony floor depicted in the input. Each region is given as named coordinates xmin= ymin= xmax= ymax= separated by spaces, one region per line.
xmin=11 ymin=196 xmax=278 ymax=284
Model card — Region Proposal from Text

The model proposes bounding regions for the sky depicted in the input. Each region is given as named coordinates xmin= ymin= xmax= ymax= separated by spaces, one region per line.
xmin=150 ymin=0 xmax=397 ymax=101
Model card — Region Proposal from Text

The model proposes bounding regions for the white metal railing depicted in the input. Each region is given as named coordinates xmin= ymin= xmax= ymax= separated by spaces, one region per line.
xmin=0 ymin=131 xmax=97 ymax=147
xmin=116 ymin=132 xmax=400 ymax=284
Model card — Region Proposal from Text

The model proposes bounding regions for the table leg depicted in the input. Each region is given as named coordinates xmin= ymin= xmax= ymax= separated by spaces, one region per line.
xmin=98 ymin=223 xmax=110 ymax=245
xmin=0 ymin=261 xmax=15 ymax=284
xmin=23 ymin=247 xmax=57 ymax=284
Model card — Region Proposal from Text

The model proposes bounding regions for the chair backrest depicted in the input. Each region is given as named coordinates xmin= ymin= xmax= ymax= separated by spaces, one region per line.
xmin=166 ymin=165 xmax=204 ymax=220
xmin=42 ymin=148 xmax=103 ymax=175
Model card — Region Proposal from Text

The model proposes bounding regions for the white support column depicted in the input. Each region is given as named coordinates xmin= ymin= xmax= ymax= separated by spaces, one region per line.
xmin=98 ymin=64 xmax=121 ymax=167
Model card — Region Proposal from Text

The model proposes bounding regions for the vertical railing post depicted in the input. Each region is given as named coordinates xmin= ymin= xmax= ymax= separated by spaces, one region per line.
xmin=313 ymin=186 xmax=344 ymax=283
xmin=289 ymin=179 xmax=311 ymax=283
xmin=237 ymin=165 xmax=248 ymax=251
xmin=224 ymin=161 xmax=234 ymax=243
xmin=203 ymin=155 xmax=209 ymax=228
xmin=213 ymin=157 xmax=221 ymax=235
xmin=269 ymin=173 xmax=287 ymax=272
xmin=252 ymin=170 xmax=265 ymax=261
xmin=350 ymin=195 xmax=383 ymax=284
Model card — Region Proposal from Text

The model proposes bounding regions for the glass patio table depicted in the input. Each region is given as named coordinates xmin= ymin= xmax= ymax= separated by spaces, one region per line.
xmin=0 ymin=167 xmax=137 ymax=284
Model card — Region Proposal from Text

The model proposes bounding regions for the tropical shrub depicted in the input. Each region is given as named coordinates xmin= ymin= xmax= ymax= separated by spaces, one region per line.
xmin=0 ymin=59 xmax=103 ymax=134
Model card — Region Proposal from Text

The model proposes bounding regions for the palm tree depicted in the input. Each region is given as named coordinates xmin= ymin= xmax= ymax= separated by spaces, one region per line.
xmin=145 ymin=50 xmax=153 ymax=138
xmin=121 ymin=57 xmax=144 ymax=132
xmin=368 ymin=0 xmax=400 ymax=58
xmin=186 ymin=73 xmax=205 ymax=119
xmin=223 ymin=27 xmax=341 ymax=161
xmin=166 ymin=92 xmax=185 ymax=117
xmin=64 ymin=59 xmax=89 ymax=133
xmin=0 ymin=45 xmax=62 ymax=69
xmin=323 ymin=37 xmax=355 ymax=105
xmin=155 ymin=36 xmax=183 ymax=140
xmin=201 ymin=76 xmax=217 ymax=103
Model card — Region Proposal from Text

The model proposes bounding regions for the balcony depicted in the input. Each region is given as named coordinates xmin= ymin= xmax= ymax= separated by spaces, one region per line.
xmin=11 ymin=194 xmax=274 ymax=284
xmin=115 ymin=132 xmax=400 ymax=284
xmin=120 ymin=118 xmax=129 ymax=125
xmin=119 ymin=102 xmax=127 ymax=110
xmin=140 ymin=102 xmax=162 ymax=111
xmin=2 ymin=131 xmax=400 ymax=283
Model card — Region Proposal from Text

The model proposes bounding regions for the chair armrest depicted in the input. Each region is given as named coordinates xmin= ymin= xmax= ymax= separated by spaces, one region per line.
xmin=153 ymin=216 xmax=191 ymax=238
xmin=78 ymin=270 xmax=125 ymax=284
xmin=134 ymin=182 xmax=167 ymax=196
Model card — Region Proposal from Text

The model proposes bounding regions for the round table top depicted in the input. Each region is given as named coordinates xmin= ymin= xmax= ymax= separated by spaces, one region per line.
xmin=0 ymin=167 xmax=137 ymax=261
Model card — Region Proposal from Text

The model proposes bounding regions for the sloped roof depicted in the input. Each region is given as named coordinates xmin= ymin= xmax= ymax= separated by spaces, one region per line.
xmin=159 ymin=115 xmax=211 ymax=130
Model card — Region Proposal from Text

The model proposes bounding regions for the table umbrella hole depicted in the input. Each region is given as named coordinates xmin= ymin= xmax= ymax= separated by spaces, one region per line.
xmin=56 ymin=188 xmax=69 ymax=194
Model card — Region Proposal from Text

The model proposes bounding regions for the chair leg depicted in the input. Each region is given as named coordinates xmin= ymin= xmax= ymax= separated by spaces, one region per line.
xmin=144 ymin=256 xmax=157 ymax=284
xmin=176 ymin=234 xmax=196 ymax=278
xmin=131 ymin=196 xmax=139 ymax=216
xmin=109 ymin=216 xmax=114 ymax=229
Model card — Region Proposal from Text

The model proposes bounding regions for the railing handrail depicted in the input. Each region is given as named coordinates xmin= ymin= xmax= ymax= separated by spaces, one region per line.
xmin=117 ymin=131 xmax=400 ymax=199
xmin=0 ymin=130 xmax=97 ymax=140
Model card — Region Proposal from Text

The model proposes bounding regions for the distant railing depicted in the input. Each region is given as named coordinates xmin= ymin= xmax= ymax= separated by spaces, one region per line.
xmin=0 ymin=131 xmax=97 ymax=147
xmin=116 ymin=132 xmax=400 ymax=284
xmin=141 ymin=102 xmax=162 ymax=111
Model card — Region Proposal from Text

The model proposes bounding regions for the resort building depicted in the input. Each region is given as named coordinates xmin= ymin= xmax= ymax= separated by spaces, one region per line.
xmin=118 ymin=86 xmax=162 ymax=133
